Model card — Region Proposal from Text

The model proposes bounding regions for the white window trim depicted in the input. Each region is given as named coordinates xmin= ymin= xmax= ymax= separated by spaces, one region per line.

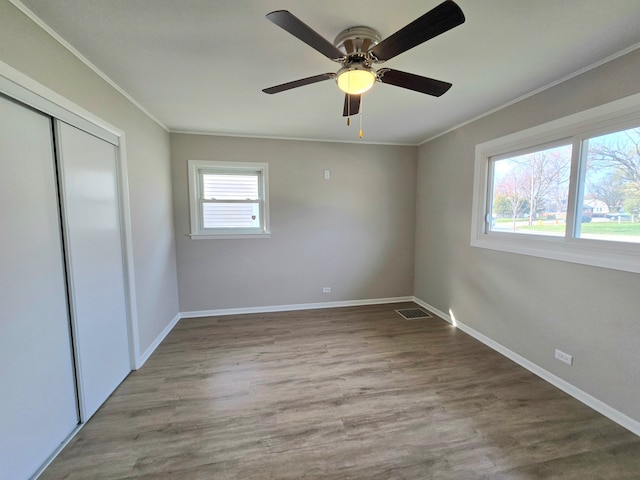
xmin=188 ymin=160 xmax=270 ymax=239
xmin=471 ymin=92 xmax=640 ymax=274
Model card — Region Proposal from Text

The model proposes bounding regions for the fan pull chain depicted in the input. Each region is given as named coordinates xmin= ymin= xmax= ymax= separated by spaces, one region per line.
xmin=347 ymin=94 xmax=351 ymax=126
xmin=359 ymin=95 xmax=363 ymax=138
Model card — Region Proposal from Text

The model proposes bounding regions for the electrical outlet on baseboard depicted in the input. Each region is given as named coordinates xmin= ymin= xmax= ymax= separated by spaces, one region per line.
xmin=322 ymin=287 xmax=331 ymax=294
xmin=554 ymin=348 xmax=573 ymax=365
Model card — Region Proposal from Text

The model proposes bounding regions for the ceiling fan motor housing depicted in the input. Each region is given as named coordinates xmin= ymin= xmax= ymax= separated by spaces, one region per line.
xmin=334 ymin=26 xmax=382 ymax=56
xmin=333 ymin=26 xmax=382 ymax=94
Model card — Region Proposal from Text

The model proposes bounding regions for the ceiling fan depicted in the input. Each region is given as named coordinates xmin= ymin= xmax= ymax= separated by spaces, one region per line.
xmin=262 ymin=0 xmax=465 ymax=120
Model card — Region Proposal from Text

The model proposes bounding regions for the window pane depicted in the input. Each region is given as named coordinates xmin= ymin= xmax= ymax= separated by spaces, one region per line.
xmin=489 ymin=144 xmax=572 ymax=236
xmin=578 ymin=126 xmax=640 ymax=243
xmin=202 ymin=202 xmax=260 ymax=229
xmin=202 ymin=173 xmax=259 ymax=200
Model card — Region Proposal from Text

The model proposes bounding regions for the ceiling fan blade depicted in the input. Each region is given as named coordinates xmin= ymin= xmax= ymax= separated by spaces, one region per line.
xmin=263 ymin=73 xmax=335 ymax=94
xmin=378 ymin=69 xmax=452 ymax=96
xmin=342 ymin=94 xmax=361 ymax=117
xmin=266 ymin=10 xmax=345 ymax=61
xmin=369 ymin=0 xmax=465 ymax=62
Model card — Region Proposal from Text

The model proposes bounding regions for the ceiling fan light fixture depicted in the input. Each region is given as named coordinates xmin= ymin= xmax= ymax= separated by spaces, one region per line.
xmin=263 ymin=2 xmax=466 ymax=136
xmin=336 ymin=66 xmax=376 ymax=95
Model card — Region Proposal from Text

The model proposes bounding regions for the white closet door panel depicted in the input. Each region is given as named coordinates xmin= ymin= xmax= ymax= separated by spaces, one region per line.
xmin=0 ymin=97 xmax=78 ymax=480
xmin=56 ymin=121 xmax=131 ymax=420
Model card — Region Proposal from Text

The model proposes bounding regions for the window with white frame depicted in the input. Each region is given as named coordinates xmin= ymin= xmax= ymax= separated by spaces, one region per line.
xmin=488 ymin=140 xmax=572 ymax=237
xmin=471 ymin=93 xmax=640 ymax=273
xmin=188 ymin=160 xmax=270 ymax=238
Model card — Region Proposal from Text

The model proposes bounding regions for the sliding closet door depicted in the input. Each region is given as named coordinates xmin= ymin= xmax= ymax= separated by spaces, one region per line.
xmin=0 ymin=97 xmax=79 ymax=479
xmin=56 ymin=121 xmax=131 ymax=420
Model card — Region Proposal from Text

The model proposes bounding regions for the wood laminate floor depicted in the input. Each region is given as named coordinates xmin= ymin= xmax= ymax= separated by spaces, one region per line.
xmin=40 ymin=303 xmax=640 ymax=479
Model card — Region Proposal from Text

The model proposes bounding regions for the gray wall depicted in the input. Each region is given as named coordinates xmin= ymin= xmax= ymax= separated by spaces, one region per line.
xmin=6 ymin=0 xmax=637 ymax=427
xmin=171 ymin=134 xmax=416 ymax=312
xmin=0 ymin=0 xmax=180 ymax=356
xmin=415 ymin=49 xmax=640 ymax=422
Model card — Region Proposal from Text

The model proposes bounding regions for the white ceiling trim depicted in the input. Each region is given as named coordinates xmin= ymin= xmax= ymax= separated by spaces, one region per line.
xmin=9 ymin=0 xmax=169 ymax=132
xmin=418 ymin=41 xmax=640 ymax=146
xmin=0 ymin=59 xmax=122 ymax=143
xmin=11 ymin=0 xmax=640 ymax=148
xmin=169 ymin=129 xmax=418 ymax=147
xmin=13 ymin=0 xmax=417 ymax=148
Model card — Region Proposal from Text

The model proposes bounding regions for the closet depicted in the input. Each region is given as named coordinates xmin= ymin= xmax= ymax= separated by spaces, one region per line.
xmin=0 ymin=93 xmax=131 ymax=479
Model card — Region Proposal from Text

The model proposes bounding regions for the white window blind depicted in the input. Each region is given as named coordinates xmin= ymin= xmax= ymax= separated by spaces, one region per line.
xmin=202 ymin=173 xmax=259 ymax=200
xmin=188 ymin=161 xmax=270 ymax=238
xmin=201 ymin=173 xmax=261 ymax=229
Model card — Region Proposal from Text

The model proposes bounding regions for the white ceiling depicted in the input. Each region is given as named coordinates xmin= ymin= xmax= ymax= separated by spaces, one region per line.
xmin=17 ymin=0 xmax=640 ymax=145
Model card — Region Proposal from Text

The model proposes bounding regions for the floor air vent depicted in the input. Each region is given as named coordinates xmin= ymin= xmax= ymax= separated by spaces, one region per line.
xmin=396 ymin=308 xmax=433 ymax=320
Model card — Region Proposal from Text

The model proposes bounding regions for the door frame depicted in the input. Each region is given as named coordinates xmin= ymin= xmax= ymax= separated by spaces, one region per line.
xmin=0 ymin=60 xmax=141 ymax=372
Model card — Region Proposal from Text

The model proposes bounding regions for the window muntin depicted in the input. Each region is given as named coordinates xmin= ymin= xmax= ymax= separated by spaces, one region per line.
xmin=471 ymin=92 xmax=640 ymax=274
xmin=576 ymin=126 xmax=640 ymax=244
xmin=188 ymin=161 xmax=270 ymax=238
xmin=489 ymin=143 xmax=572 ymax=237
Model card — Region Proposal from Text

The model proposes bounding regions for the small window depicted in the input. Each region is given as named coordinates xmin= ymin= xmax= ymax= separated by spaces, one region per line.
xmin=188 ymin=160 xmax=270 ymax=238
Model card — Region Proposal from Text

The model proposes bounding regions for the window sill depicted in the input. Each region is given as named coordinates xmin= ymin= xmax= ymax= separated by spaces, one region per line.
xmin=471 ymin=233 xmax=640 ymax=274
xmin=189 ymin=232 xmax=271 ymax=240
xmin=470 ymin=92 xmax=640 ymax=276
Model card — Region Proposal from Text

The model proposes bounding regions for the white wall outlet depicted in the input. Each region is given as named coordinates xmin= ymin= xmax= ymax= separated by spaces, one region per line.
xmin=323 ymin=170 xmax=330 ymax=180
xmin=322 ymin=287 xmax=331 ymax=293
xmin=554 ymin=349 xmax=573 ymax=365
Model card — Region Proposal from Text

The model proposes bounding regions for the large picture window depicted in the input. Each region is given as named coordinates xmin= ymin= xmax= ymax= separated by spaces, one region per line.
xmin=188 ymin=160 xmax=270 ymax=238
xmin=471 ymin=93 xmax=640 ymax=273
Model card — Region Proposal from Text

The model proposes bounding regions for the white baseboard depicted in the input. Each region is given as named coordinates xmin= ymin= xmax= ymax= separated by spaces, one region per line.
xmin=137 ymin=296 xmax=640 ymax=436
xmin=180 ymin=296 xmax=413 ymax=319
xmin=411 ymin=297 xmax=452 ymax=324
xmin=136 ymin=298 xmax=412 ymax=369
xmin=32 ymin=424 xmax=83 ymax=480
xmin=412 ymin=297 xmax=640 ymax=437
xmin=134 ymin=312 xmax=181 ymax=370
